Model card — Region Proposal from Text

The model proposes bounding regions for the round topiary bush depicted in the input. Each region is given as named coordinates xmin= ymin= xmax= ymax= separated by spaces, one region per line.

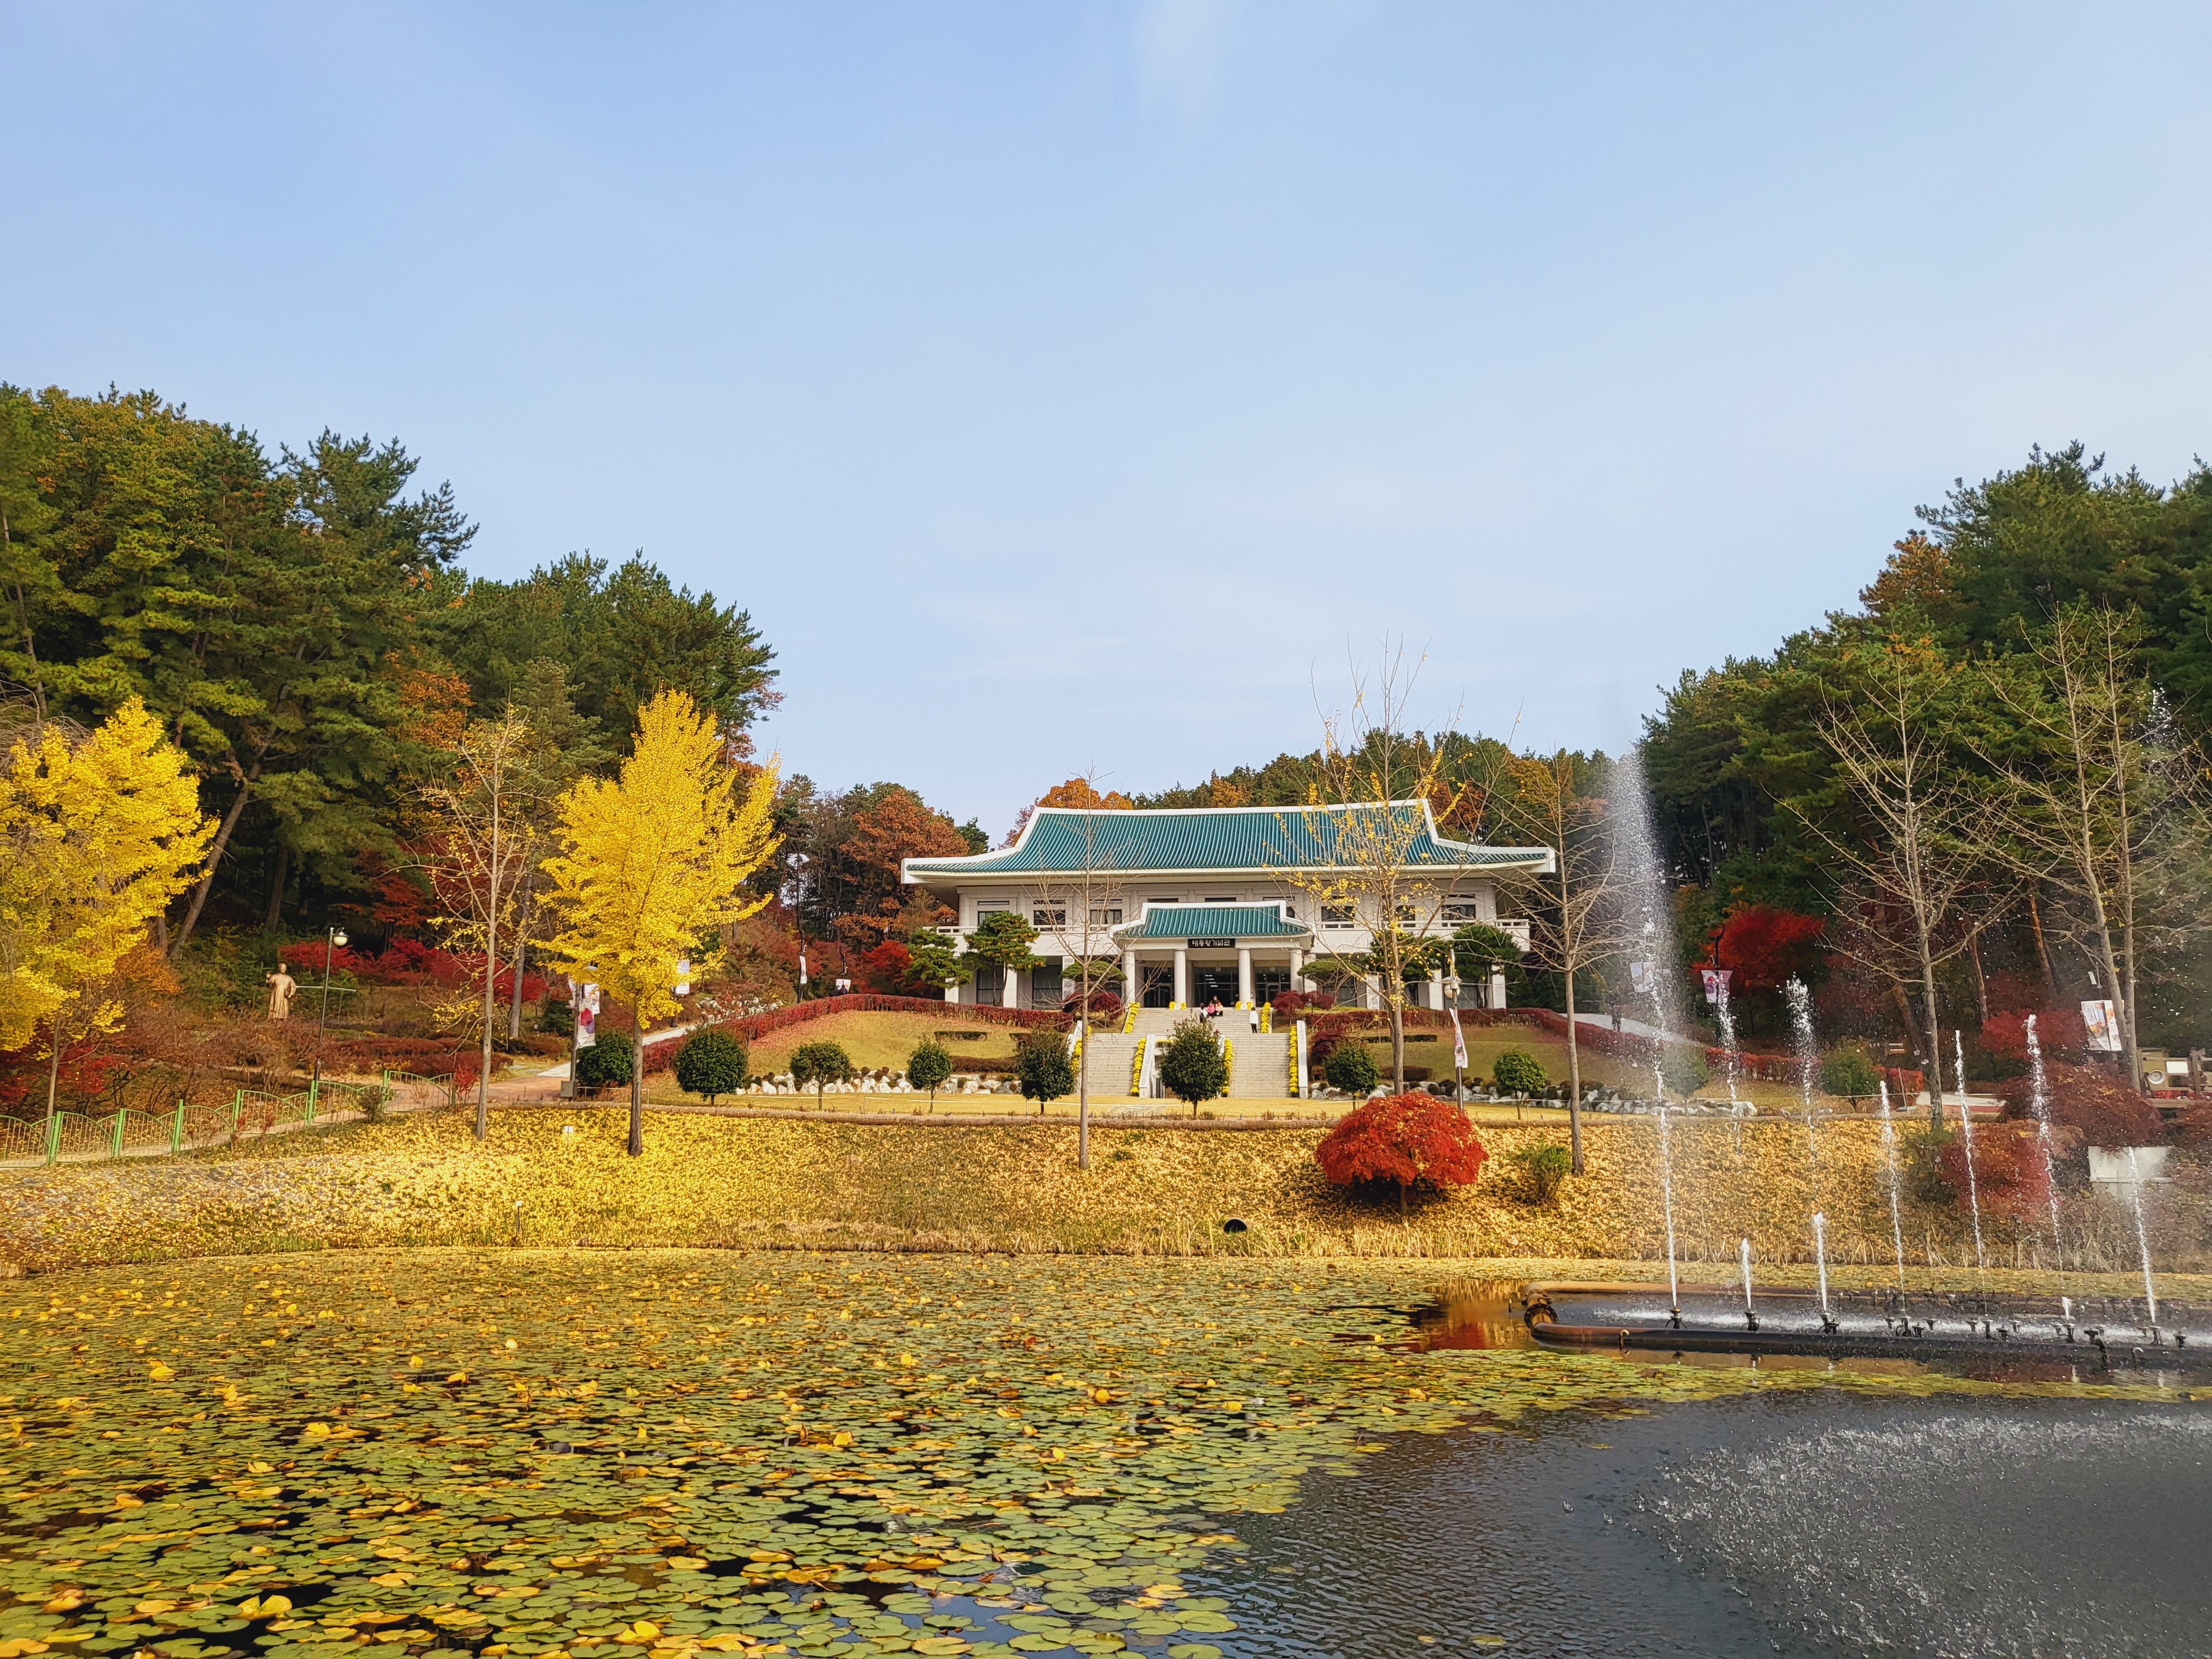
xmin=573 ymin=1032 xmax=634 ymax=1093
xmin=1661 ymin=1045 xmax=1712 ymax=1097
xmin=1322 ymin=1037 xmax=1380 ymax=1096
xmin=1014 ymin=1030 xmax=1076 ymax=1112
xmin=1315 ymin=1091 xmax=1489 ymax=1213
xmin=907 ymin=1039 xmax=953 ymax=1109
xmin=1159 ymin=1019 xmax=1228 ymax=1113
xmin=1818 ymin=1047 xmax=1880 ymax=1102
xmin=673 ymin=1029 xmax=747 ymax=1102
xmin=1490 ymin=1048 xmax=1547 ymax=1097
xmin=789 ymin=1040 xmax=854 ymax=1107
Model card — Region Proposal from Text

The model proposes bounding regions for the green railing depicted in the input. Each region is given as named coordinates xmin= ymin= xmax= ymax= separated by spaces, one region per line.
xmin=1 ymin=1070 xmax=453 ymax=1168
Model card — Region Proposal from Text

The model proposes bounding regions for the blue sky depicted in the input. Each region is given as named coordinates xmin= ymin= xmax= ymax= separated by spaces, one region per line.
xmin=8 ymin=3 xmax=2212 ymax=837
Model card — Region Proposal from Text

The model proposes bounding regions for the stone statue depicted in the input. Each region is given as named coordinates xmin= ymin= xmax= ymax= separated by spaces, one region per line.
xmin=265 ymin=968 xmax=299 ymax=1021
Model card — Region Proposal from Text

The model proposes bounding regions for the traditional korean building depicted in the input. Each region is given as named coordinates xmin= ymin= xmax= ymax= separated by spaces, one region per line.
xmin=900 ymin=801 xmax=1551 ymax=1012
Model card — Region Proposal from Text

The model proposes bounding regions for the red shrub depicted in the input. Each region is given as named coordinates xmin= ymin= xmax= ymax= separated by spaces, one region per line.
xmin=1997 ymin=1061 xmax=2161 ymax=1146
xmin=1271 ymin=991 xmax=1336 ymax=1018
xmin=1937 ymin=1125 xmax=2054 ymax=1224
xmin=1316 ymin=1092 xmax=1488 ymax=1196
xmin=1981 ymin=1006 xmax=2087 ymax=1064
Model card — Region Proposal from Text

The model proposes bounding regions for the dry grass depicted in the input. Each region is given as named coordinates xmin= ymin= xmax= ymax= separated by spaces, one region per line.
xmin=7 ymin=1107 xmax=2207 ymax=1284
xmin=743 ymin=1010 xmax=1026 ymax=1072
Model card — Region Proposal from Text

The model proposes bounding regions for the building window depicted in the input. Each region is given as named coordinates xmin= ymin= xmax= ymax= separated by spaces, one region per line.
xmin=1029 ymin=962 xmax=1063 ymax=1009
xmin=1089 ymin=907 xmax=1123 ymax=925
xmin=1322 ymin=904 xmax=1356 ymax=928
xmin=1032 ymin=907 xmax=1067 ymax=927
xmin=1204 ymin=896 xmax=1238 ymax=903
xmin=1441 ymin=901 xmax=1484 ymax=923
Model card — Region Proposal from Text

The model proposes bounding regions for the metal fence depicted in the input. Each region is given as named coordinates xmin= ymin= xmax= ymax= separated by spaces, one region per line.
xmin=0 ymin=1070 xmax=456 ymax=1168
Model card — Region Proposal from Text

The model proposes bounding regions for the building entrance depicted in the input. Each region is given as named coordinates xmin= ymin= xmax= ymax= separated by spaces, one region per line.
xmin=1253 ymin=968 xmax=1291 ymax=1005
xmin=1141 ymin=964 xmax=1174 ymax=1008
xmin=1191 ymin=965 xmax=1239 ymax=1006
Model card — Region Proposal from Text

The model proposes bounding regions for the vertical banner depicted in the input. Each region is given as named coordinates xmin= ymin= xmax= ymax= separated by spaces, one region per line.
xmin=575 ymin=981 xmax=599 ymax=1049
xmin=2081 ymin=999 xmax=2121 ymax=1053
xmin=675 ymin=959 xmax=691 ymax=997
xmin=1700 ymin=968 xmax=1731 ymax=1005
xmin=1448 ymin=1005 xmax=1468 ymax=1071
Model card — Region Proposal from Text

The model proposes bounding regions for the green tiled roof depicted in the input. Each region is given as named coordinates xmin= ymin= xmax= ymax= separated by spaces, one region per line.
xmin=1116 ymin=904 xmax=1309 ymax=941
xmin=904 ymin=803 xmax=1551 ymax=883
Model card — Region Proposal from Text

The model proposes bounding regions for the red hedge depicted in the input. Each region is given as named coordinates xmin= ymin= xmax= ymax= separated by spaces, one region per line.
xmin=1316 ymin=1092 xmax=1488 ymax=1193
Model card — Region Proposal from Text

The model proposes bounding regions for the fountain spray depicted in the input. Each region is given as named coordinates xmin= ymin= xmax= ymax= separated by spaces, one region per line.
xmin=1786 ymin=977 xmax=1822 ymax=1192
xmin=2125 ymin=1147 xmax=2160 ymax=1329
xmin=1714 ymin=977 xmax=1743 ymax=1111
xmin=2023 ymin=1015 xmax=2067 ymax=1280
xmin=1877 ymin=1078 xmax=1907 ymax=1292
xmin=1659 ymin=1106 xmax=1681 ymax=1318
xmin=1812 ymin=1212 xmax=1835 ymax=1330
xmin=1738 ymin=1237 xmax=1758 ymax=1331
xmin=1956 ymin=1078 xmax=1989 ymax=1277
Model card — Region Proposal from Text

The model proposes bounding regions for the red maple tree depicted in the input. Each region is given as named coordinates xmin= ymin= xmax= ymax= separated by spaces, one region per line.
xmin=1712 ymin=905 xmax=1825 ymax=989
xmin=1316 ymin=1092 xmax=1488 ymax=1210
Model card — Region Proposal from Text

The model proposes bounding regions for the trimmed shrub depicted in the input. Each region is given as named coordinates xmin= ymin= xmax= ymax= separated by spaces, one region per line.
xmin=1322 ymin=1037 xmax=1379 ymax=1096
xmin=1159 ymin=1019 xmax=1228 ymax=1112
xmin=1316 ymin=1092 xmax=1489 ymax=1209
xmin=1818 ymin=1048 xmax=1880 ymax=1102
xmin=673 ymin=1029 xmax=748 ymax=1102
xmin=907 ymin=1040 xmax=953 ymax=1108
xmin=1661 ymin=1045 xmax=1712 ymax=1096
xmin=1514 ymin=1141 xmax=1573 ymax=1204
xmin=573 ymin=1032 xmax=634 ymax=1093
xmin=789 ymin=1040 xmax=854 ymax=1108
xmin=1490 ymin=1048 xmax=1547 ymax=1097
xmin=1014 ymin=1030 xmax=1076 ymax=1110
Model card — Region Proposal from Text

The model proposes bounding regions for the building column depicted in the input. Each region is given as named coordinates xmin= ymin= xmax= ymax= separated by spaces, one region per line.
xmin=1289 ymin=946 xmax=1304 ymax=992
xmin=944 ymin=980 xmax=958 ymax=1004
xmin=1490 ymin=969 xmax=1509 ymax=1010
xmin=1237 ymin=947 xmax=1254 ymax=1007
xmin=1429 ymin=968 xmax=1445 ymax=1011
xmin=1122 ymin=947 xmax=1138 ymax=1010
xmin=1173 ymin=948 xmax=1188 ymax=1007
xmin=1002 ymin=965 xmax=1018 ymax=1009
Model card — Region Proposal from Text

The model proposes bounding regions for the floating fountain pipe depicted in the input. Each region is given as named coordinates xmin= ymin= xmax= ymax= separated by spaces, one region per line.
xmin=1658 ymin=1106 xmax=1681 ymax=1318
xmin=2023 ymin=1015 xmax=2067 ymax=1282
xmin=1812 ymin=1212 xmax=1835 ymax=1329
xmin=2126 ymin=1147 xmax=2160 ymax=1328
xmin=1738 ymin=1237 xmax=1758 ymax=1331
xmin=1877 ymin=1078 xmax=1907 ymax=1294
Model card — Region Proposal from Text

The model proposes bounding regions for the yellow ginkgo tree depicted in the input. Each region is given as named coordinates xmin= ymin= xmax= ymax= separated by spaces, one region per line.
xmin=0 ymin=700 xmax=214 ymax=1114
xmin=540 ymin=689 xmax=780 ymax=1155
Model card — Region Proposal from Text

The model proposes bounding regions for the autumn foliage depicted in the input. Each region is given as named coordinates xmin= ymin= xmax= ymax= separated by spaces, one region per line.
xmin=1997 ymin=1061 xmax=2162 ymax=1146
xmin=1710 ymin=905 xmax=1825 ymax=989
xmin=1937 ymin=1124 xmax=2054 ymax=1224
xmin=1316 ymin=1092 xmax=1488 ymax=1197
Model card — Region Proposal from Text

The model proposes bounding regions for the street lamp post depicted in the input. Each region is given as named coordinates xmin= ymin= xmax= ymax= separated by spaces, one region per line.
xmin=312 ymin=926 xmax=348 ymax=1094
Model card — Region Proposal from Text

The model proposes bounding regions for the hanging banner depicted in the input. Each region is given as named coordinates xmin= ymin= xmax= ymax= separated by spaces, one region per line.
xmin=2081 ymin=999 xmax=2121 ymax=1053
xmin=1627 ymin=960 xmax=1654 ymax=994
xmin=675 ymin=959 xmax=691 ymax=997
xmin=799 ymin=952 xmax=808 ymax=988
xmin=1700 ymin=968 xmax=1732 ymax=1005
xmin=575 ymin=980 xmax=599 ymax=1050
xmin=1448 ymin=1005 xmax=1468 ymax=1071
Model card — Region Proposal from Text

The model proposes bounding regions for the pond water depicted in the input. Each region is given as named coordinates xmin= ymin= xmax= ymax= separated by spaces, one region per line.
xmin=1188 ymin=1392 xmax=2212 ymax=1658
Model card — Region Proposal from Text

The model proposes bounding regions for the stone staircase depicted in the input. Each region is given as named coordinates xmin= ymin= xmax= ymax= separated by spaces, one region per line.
xmin=1229 ymin=1032 xmax=1292 ymax=1098
xmin=1078 ymin=1030 xmax=1147 ymax=1098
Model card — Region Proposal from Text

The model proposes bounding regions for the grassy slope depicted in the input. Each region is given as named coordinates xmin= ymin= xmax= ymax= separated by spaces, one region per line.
xmin=7 ymin=1105 xmax=2202 ymax=1281
xmin=745 ymin=1010 xmax=1026 ymax=1072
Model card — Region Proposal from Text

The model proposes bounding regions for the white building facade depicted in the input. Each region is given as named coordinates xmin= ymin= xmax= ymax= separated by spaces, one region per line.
xmin=900 ymin=801 xmax=1552 ymax=1013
